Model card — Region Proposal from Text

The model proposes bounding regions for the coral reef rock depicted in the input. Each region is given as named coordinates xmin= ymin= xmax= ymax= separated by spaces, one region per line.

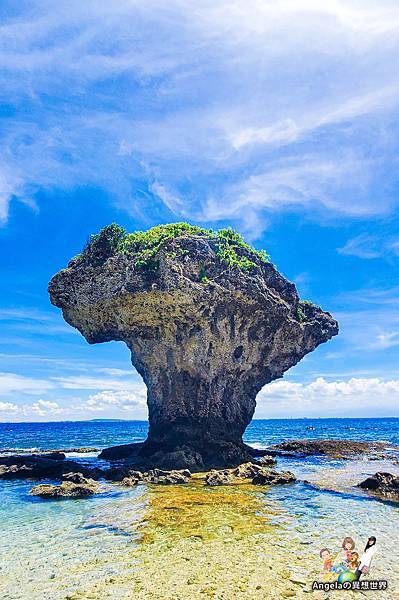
xmin=252 ymin=469 xmax=296 ymax=485
xmin=49 ymin=223 xmax=338 ymax=470
xmin=30 ymin=479 xmax=100 ymax=499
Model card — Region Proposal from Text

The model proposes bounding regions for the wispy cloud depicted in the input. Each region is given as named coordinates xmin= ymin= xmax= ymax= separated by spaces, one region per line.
xmin=0 ymin=372 xmax=55 ymax=395
xmin=52 ymin=374 xmax=138 ymax=391
xmin=1 ymin=1 xmax=399 ymax=231
xmin=0 ymin=307 xmax=77 ymax=336
xmin=338 ymin=234 xmax=399 ymax=259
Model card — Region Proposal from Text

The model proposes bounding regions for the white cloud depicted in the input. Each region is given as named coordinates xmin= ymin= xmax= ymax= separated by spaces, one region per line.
xmin=0 ymin=372 xmax=55 ymax=395
xmin=1 ymin=1 xmax=399 ymax=231
xmin=1 ymin=369 xmax=398 ymax=420
xmin=29 ymin=399 xmax=62 ymax=417
xmin=0 ymin=401 xmax=18 ymax=413
xmin=256 ymin=376 xmax=399 ymax=417
xmin=86 ymin=388 xmax=147 ymax=412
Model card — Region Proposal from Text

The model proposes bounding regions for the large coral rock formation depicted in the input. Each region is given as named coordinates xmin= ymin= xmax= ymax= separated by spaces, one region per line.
xmin=49 ymin=223 xmax=338 ymax=470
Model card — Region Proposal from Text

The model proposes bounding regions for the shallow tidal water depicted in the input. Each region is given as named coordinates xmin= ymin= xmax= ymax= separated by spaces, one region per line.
xmin=1 ymin=418 xmax=399 ymax=599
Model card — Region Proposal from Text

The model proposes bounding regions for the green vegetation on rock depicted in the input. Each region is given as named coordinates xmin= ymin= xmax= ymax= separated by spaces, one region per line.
xmin=296 ymin=299 xmax=317 ymax=323
xmin=81 ymin=222 xmax=270 ymax=272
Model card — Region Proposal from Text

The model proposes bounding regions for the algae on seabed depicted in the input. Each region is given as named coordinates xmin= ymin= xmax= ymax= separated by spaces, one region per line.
xmin=68 ymin=476 xmax=325 ymax=599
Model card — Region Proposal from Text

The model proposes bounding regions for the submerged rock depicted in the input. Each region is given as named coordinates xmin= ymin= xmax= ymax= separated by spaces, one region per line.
xmin=267 ymin=439 xmax=388 ymax=459
xmin=99 ymin=442 xmax=144 ymax=461
xmin=121 ymin=475 xmax=142 ymax=486
xmin=0 ymin=454 xmax=103 ymax=480
xmin=204 ymin=463 xmax=295 ymax=486
xmin=358 ymin=471 xmax=399 ymax=501
xmin=143 ymin=469 xmax=191 ymax=485
xmin=258 ymin=455 xmax=277 ymax=467
xmin=233 ymin=462 xmax=269 ymax=478
xmin=252 ymin=469 xmax=296 ymax=485
xmin=61 ymin=472 xmax=94 ymax=484
xmin=49 ymin=223 xmax=338 ymax=470
xmin=30 ymin=479 xmax=99 ymax=499
xmin=205 ymin=470 xmax=233 ymax=486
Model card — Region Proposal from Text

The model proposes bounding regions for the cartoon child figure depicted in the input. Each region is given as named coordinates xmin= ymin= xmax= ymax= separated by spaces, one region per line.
xmin=319 ymin=548 xmax=338 ymax=581
xmin=320 ymin=548 xmax=333 ymax=572
xmin=342 ymin=536 xmax=356 ymax=567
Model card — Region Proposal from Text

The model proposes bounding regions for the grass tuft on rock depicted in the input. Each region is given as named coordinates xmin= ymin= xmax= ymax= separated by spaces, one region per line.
xmin=81 ymin=222 xmax=270 ymax=272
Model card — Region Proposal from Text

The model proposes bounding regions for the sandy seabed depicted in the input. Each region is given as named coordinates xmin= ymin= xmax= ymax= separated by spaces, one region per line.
xmin=2 ymin=460 xmax=399 ymax=600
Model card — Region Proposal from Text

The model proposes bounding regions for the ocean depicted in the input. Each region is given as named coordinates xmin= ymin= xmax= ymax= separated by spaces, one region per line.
xmin=1 ymin=418 xmax=399 ymax=599
xmin=2 ymin=416 xmax=399 ymax=453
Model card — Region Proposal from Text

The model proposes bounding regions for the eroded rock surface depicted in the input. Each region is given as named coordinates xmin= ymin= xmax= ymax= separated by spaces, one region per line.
xmin=204 ymin=464 xmax=296 ymax=486
xmin=49 ymin=224 xmax=338 ymax=470
xmin=251 ymin=469 xmax=296 ymax=485
xmin=205 ymin=469 xmax=233 ymax=486
xmin=358 ymin=471 xmax=399 ymax=502
xmin=30 ymin=478 xmax=100 ymax=499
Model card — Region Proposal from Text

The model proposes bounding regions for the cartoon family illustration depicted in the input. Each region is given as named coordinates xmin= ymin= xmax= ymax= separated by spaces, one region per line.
xmin=320 ymin=536 xmax=377 ymax=582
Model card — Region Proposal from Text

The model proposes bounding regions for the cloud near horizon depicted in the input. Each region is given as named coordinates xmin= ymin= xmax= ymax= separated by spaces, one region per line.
xmin=2 ymin=1 xmax=399 ymax=233
xmin=1 ymin=372 xmax=399 ymax=421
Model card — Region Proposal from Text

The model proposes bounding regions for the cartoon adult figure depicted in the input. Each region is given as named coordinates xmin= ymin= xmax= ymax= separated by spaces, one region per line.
xmin=341 ymin=536 xmax=356 ymax=567
xmin=355 ymin=536 xmax=377 ymax=580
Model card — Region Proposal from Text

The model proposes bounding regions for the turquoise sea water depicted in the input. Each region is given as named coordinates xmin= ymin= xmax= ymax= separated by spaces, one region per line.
xmin=1 ymin=418 xmax=399 ymax=599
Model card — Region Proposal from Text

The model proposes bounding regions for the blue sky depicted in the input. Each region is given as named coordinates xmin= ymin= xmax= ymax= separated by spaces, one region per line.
xmin=1 ymin=0 xmax=399 ymax=421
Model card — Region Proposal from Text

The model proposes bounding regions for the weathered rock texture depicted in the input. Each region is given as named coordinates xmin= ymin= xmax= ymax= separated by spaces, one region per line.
xmin=49 ymin=225 xmax=338 ymax=470
xmin=358 ymin=472 xmax=399 ymax=502
xmin=30 ymin=478 xmax=99 ymax=499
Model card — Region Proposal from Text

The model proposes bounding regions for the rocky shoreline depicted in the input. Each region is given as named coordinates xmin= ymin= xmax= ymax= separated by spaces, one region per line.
xmin=2 ymin=438 xmax=399 ymax=503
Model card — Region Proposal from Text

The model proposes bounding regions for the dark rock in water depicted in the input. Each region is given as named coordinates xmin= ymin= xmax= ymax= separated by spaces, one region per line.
xmin=143 ymin=468 xmax=191 ymax=485
xmin=204 ymin=463 xmax=295 ymax=486
xmin=205 ymin=469 xmax=233 ymax=486
xmin=61 ymin=472 xmax=94 ymax=484
xmin=113 ymin=468 xmax=190 ymax=485
xmin=0 ymin=450 xmax=66 ymax=459
xmin=119 ymin=470 xmax=144 ymax=486
xmin=246 ymin=446 xmax=279 ymax=458
xmin=358 ymin=472 xmax=399 ymax=501
xmin=37 ymin=452 xmax=66 ymax=461
xmin=267 ymin=439 xmax=388 ymax=459
xmin=139 ymin=445 xmax=205 ymax=471
xmin=252 ymin=469 xmax=296 ymax=485
xmin=49 ymin=223 xmax=338 ymax=470
xmin=257 ymin=455 xmax=277 ymax=467
xmin=0 ymin=454 xmax=103 ymax=480
xmin=121 ymin=476 xmax=141 ymax=486
xmin=102 ymin=466 xmax=133 ymax=481
xmin=99 ymin=442 xmax=144 ymax=461
xmin=30 ymin=480 xmax=99 ymax=499
xmin=57 ymin=447 xmax=100 ymax=454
